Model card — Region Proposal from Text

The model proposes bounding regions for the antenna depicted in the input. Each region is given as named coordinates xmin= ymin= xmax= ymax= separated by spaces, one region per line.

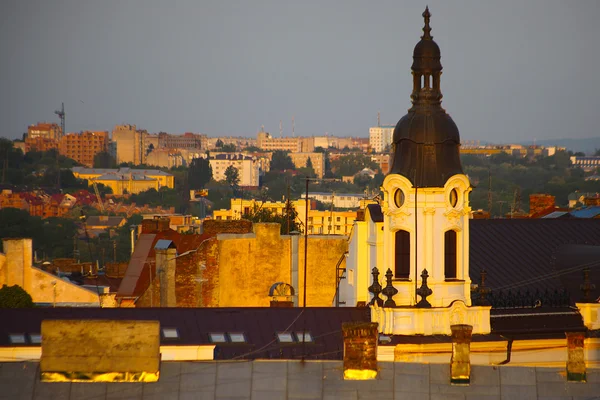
xmin=487 ymin=167 xmax=492 ymax=216
xmin=292 ymin=116 xmax=295 ymax=137
xmin=377 ymin=111 xmax=381 ymax=127
xmin=54 ymin=102 xmax=65 ymax=190
xmin=279 ymin=120 xmax=283 ymax=138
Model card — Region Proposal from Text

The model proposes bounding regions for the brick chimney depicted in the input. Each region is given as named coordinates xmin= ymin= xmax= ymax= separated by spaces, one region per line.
xmin=342 ymin=322 xmax=378 ymax=380
xmin=141 ymin=217 xmax=171 ymax=234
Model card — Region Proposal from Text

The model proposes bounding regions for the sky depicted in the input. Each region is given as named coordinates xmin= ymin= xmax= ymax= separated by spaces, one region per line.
xmin=1 ymin=1 xmax=599 ymax=143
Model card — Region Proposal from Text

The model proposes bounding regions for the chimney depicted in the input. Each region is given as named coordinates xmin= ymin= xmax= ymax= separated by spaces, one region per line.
xmin=155 ymin=245 xmax=177 ymax=307
xmin=342 ymin=322 xmax=378 ymax=380
xmin=450 ymin=324 xmax=473 ymax=385
xmin=566 ymin=332 xmax=586 ymax=382
xmin=1 ymin=238 xmax=33 ymax=290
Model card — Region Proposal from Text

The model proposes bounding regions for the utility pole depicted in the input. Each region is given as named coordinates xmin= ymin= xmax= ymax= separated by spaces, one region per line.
xmin=487 ymin=167 xmax=492 ymax=216
xmin=54 ymin=103 xmax=65 ymax=190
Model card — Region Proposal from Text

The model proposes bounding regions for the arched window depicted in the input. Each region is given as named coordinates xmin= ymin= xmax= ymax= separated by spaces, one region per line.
xmin=395 ymin=230 xmax=410 ymax=279
xmin=445 ymin=230 xmax=457 ymax=279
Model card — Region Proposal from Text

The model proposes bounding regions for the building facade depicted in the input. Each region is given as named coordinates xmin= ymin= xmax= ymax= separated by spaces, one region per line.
xmin=58 ymin=131 xmax=109 ymax=167
xmin=289 ymin=152 xmax=325 ymax=178
xmin=27 ymin=122 xmax=61 ymax=140
xmin=71 ymin=167 xmax=174 ymax=195
xmin=369 ymin=125 xmax=395 ymax=153
xmin=112 ymin=124 xmax=156 ymax=165
xmin=208 ymin=153 xmax=260 ymax=187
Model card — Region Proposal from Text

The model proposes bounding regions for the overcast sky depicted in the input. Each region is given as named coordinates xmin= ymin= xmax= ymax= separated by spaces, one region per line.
xmin=1 ymin=1 xmax=599 ymax=143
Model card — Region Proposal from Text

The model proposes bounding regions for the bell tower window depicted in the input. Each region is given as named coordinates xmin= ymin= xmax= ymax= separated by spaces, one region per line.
xmin=444 ymin=230 xmax=457 ymax=279
xmin=395 ymin=230 xmax=410 ymax=279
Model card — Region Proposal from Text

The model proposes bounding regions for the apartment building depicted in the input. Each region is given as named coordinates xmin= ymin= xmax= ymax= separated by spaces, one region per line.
xmin=257 ymin=131 xmax=301 ymax=152
xmin=27 ymin=122 xmax=62 ymax=140
xmin=145 ymin=149 xmax=185 ymax=169
xmin=112 ymin=124 xmax=156 ymax=165
xmin=289 ymin=152 xmax=325 ymax=178
xmin=208 ymin=153 xmax=260 ymax=187
xmin=24 ymin=136 xmax=58 ymax=153
xmin=58 ymin=131 xmax=109 ymax=167
xmin=158 ymin=132 xmax=205 ymax=150
xmin=212 ymin=198 xmax=358 ymax=235
xmin=308 ymin=192 xmax=366 ymax=208
xmin=71 ymin=167 xmax=174 ymax=195
xmin=369 ymin=125 xmax=394 ymax=153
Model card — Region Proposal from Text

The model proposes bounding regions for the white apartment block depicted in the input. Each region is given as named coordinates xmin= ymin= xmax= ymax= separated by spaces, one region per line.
xmin=369 ymin=125 xmax=395 ymax=153
xmin=209 ymin=153 xmax=260 ymax=187
xmin=309 ymin=192 xmax=365 ymax=208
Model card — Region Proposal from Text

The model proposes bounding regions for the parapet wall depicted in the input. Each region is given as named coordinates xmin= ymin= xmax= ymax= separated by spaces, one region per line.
xmin=3 ymin=361 xmax=599 ymax=399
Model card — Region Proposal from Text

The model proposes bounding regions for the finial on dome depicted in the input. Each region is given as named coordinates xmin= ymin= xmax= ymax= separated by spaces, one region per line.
xmin=422 ymin=6 xmax=432 ymax=40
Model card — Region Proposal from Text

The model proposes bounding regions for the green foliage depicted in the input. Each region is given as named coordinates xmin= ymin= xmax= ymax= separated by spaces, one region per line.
xmin=93 ymin=151 xmax=117 ymax=168
xmin=462 ymin=150 xmax=600 ymax=216
xmin=215 ymin=139 xmax=224 ymax=148
xmin=0 ymin=208 xmax=78 ymax=260
xmin=242 ymin=146 xmax=261 ymax=152
xmin=221 ymin=143 xmax=237 ymax=152
xmin=242 ymin=201 xmax=300 ymax=234
xmin=188 ymin=157 xmax=212 ymax=189
xmin=270 ymin=150 xmax=295 ymax=171
xmin=0 ymin=285 xmax=34 ymax=308
xmin=0 ymin=139 xmax=83 ymax=189
xmin=306 ymin=157 xmax=313 ymax=169
xmin=330 ymin=154 xmax=378 ymax=177
xmin=224 ymin=165 xmax=240 ymax=187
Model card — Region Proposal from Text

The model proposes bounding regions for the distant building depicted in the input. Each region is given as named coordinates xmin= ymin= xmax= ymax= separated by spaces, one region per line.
xmin=309 ymin=192 xmax=366 ymax=209
xmin=59 ymin=131 xmax=109 ymax=167
xmin=212 ymin=198 xmax=359 ymax=236
xmin=157 ymin=132 xmax=205 ymax=150
xmin=27 ymin=122 xmax=61 ymax=140
xmin=257 ymin=129 xmax=303 ymax=152
xmin=71 ymin=167 xmax=174 ymax=195
xmin=570 ymin=155 xmax=600 ymax=171
xmin=369 ymin=125 xmax=394 ymax=153
xmin=208 ymin=153 xmax=260 ymax=187
xmin=112 ymin=124 xmax=155 ymax=165
xmin=289 ymin=152 xmax=325 ymax=178
xmin=145 ymin=149 xmax=185 ymax=169
xmin=24 ymin=136 xmax=58 ymax=153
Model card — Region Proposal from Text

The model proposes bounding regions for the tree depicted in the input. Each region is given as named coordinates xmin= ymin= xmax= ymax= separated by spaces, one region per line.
xmin=189 ymin=157 xmax=212 ymax=189
xmin=221 ymin=143 xmax=237 ymax=152
xmin=0 ymin=285 xmax=34 ymax=308
xmin=330 ymin=154 xmax=378 ymax=177
xmin=270 ymin=150 xmax=295 ymax=171
xmin=242 ymin=202 xmax=300 ymax=235
xmin=215 ymin=139 xmax=224 ymax=148
xmin=93 ymin=151 xmax=117 ymax=169
xmin=225 ymin=165 xmax=240 ymax=187
xmin=306 ymin=157 xmax=313 ymax=169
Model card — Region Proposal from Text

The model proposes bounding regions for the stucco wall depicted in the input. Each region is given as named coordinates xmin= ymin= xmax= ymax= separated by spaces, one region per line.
xmin=3 ymin=361 xmax=600 ymax=399
xmin=1 ymin=239 xmax=100 ymax=306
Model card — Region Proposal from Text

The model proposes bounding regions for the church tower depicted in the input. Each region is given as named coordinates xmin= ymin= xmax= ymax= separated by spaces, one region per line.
xmin=381 ymin=7 xmax=472 ymax=307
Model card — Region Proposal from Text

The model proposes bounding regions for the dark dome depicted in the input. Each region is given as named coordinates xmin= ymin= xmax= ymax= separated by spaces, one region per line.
xmin=388 ymin=7 xmax=463 ymax=187
xmin=411 ymin=39 xmax=442 ymax=72
xmin=389 ymin=110 xmax=463 ymax=187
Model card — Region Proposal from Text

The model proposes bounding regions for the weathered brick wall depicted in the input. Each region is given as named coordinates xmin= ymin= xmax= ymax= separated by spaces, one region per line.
xmin=105 ymin=262 xmax=128 ymax=278
xmin=203 ymin=219 xmax=253 ymax=235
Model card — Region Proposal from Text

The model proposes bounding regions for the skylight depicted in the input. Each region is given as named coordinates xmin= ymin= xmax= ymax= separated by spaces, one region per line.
xmin=209 ymin=333 xmax=227 ymax=343
xmin=9 ymin=334 xmax=26 ymax=344
xmin=276 ymin=332 xmax=294 ymax=343
xmin=162 ymin=328 xmax=179 ymax=339
xmin=228 ymin=332 xmax=246 ymax=343
xmin=29 ymin=334 xmax=42 ymax=344
xmin=295 ymin=331 xmax=313 ymax=342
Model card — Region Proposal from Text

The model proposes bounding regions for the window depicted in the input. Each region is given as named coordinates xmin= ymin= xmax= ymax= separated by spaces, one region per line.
xmin=228 ymin=332 xmax=246 ymax=343
xmin=445 ymin=230 xmax=457 ymax=279
xmin=162 ymin=328 xmax=179 ymax=339
xmin=209 ymin=333 xmax=227 ymax=343
xmin=9 ymin=334 xmax=26 ymax=344
xmin=336 ymin=217 xmax=341 ymax=222
xmin=295 ymin=332 xmax=313 ymax=342
xmin=29 ymin=334 xmax=42 ymax=344
xmin=395 ymin=230 xmax=410 ymax=279
xmin=276 ymin=332 xmax=294 ymax=343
